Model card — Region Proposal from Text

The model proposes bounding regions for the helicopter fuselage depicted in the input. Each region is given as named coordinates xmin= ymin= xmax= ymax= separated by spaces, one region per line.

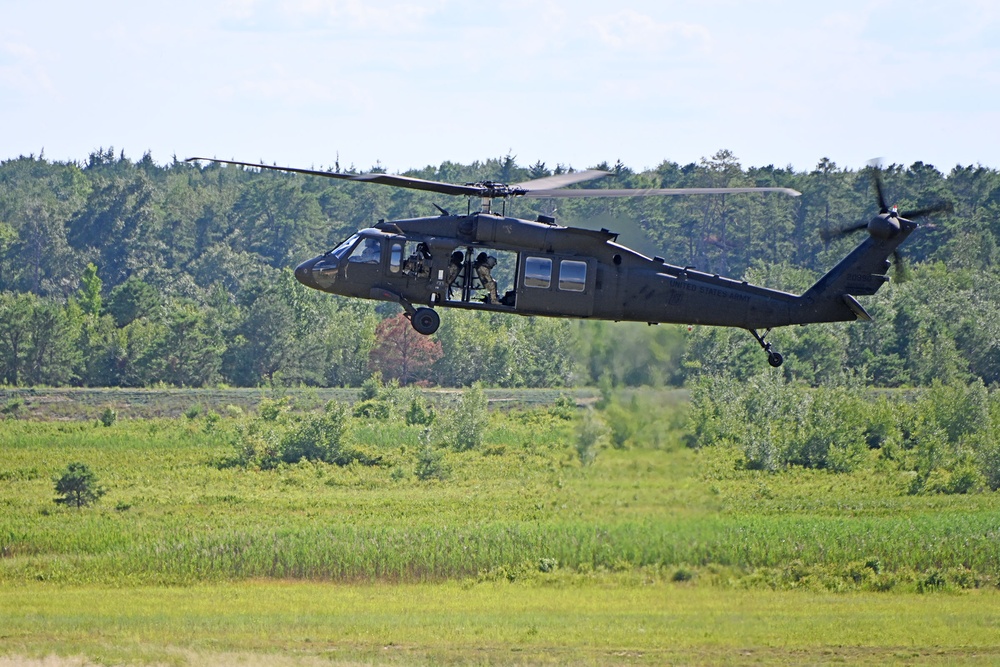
xmin=293 ymin=211 xmax=868 ymax=331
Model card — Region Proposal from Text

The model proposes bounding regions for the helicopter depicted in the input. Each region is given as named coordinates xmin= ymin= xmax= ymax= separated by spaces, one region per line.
xmin=187 ymin=157 xmax=950 ymax=367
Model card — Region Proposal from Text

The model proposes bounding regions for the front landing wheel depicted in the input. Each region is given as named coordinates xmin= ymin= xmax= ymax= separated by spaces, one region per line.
xmin=410 ymin=307 xmax=440 ymax=335
xmin=767 ymin=351 xmax=784 ymax=368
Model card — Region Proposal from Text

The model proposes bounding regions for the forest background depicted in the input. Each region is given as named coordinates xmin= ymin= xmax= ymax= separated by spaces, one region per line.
xmin=1 ymin=148 xmax=998 ymax=390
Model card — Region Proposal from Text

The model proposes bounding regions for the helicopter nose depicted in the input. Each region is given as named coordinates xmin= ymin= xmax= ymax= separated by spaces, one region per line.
xmin=294 ymin=257 xmax=319 ymax=289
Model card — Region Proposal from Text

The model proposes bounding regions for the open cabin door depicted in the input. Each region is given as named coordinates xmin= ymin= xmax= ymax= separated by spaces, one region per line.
xmin=515 ymin=254 xmax=596 ymax=317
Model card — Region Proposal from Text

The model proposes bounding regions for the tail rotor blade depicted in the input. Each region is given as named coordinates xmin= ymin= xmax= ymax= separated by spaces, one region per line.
xmin=892 ymin=249 xmax=911 ymax=282
xmin=899 ymin=201 xmax=953 ymax=220
xmin=821 ymin=221 xmax=868 ymax=243
xmin=866 ymin=158 xmax=889 ymax=213
xmin=873 ymin=171 xmax=889 ymax=214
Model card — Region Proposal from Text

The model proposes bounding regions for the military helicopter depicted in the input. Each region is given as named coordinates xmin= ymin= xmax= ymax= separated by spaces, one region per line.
xmin=187 ymin=157 xmax=949 ymax=367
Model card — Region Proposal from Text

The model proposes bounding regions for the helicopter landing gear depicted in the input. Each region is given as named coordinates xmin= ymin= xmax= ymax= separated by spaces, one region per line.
xmin=748 ymin=328 xmax=783 ymax=367
xmin=409 ymin=307 xmax=440 ymax=335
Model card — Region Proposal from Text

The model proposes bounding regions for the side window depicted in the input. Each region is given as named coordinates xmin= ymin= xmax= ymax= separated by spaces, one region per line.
xmin=348 ymin=237 xmax=382 ymax=263
xmin=524 ymin=257 xmax=552 ymax=288
xmin=389 ymin=242 xmax=404 ymax=273
xmin=559 ymin=260 xmax=587 ymax=292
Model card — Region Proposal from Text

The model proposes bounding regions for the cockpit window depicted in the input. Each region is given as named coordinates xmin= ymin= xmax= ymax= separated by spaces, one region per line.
xmin=348 ymin=237 xmax=382 ymax=264
xmin=328 ymin=233 xmax=360 ymax=259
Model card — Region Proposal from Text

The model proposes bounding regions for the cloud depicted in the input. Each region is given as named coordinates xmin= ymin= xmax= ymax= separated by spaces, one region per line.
xmin=590 ymin=10 xmax=712 ymax=58
xmin=216 ymin=0 xmax=446 ymax=35
xmin=0 ymin=41 xmax=55 ymax=97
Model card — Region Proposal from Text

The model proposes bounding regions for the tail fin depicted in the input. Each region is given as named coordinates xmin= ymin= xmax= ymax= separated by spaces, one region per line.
xmin=797 ymin=225 xmax=915 ymax=324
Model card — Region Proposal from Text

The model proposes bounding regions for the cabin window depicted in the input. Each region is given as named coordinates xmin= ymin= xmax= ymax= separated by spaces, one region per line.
xmin=389 ymin=242 xmax=404 ymax=273
xmin=559 ymin=260 xmax=587 ymax=292
xmin=524 ymin=257 xmax=552 ymax=288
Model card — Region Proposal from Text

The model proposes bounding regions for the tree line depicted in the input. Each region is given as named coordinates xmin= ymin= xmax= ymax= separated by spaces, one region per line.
xmin=1 ymin=148 xmax=999 ymax=388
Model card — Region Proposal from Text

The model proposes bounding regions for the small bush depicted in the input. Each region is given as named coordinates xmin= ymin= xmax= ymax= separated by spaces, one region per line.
xmin=352 ymin=399 xmax=391 ymax=419
xmin=576 ymin=409 xmax=608 ymax=466
xmin=2 ymin=397 xmax=25 ymax=418
xmin=451 ymin=383 xmax=487 ymax=451
xmin=405 ymin=397 xmax=435 ymax=426
xmin=280 ymin=401 xmax=378 ymax=466
xmin=550 ymin=394 xmax=577 ymax=420
xmin=415 ymin=445 xmax=449 ymax=482
xmin=99 ymin=407 xmax=118 ymax=427
xmin=537 ymin=558 xmax=558 ymax=573
xmin=53 ymin=462 xmax=106 ymax=508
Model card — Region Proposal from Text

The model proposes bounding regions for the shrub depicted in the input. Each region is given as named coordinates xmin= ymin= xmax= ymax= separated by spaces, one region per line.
xmin=279 ymin=401 xmax=379 ymax=466
xmin=603 ymin=401 xmax=636 ymax=449
xmin=405 ymin=397 xmax=435 ymax=426
xmin=415 ymin=429 xmax=449 ymax=481
xmin=352 ymin=398 xmax=391 ymax=419
xmin=53 ymin=462 xmax=106 ymax=508
xmin=550 ymin=394 xmax=577 ymax=420
xmin=575 ymin=409 xmax=608 ymax=466
xmin=451 ymin=383 xmax=487 ymax=451
xmin=99 ymin=406 xmax=118 ymax=427
xmin=2 ymin=397 xmax=25 ymax=418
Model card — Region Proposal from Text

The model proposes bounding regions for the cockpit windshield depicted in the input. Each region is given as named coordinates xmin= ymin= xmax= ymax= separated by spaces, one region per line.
xmin=327 ymin=233 xmax=360 ymax=259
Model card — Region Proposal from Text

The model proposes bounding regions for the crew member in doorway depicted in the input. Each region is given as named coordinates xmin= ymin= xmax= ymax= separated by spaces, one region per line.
xmin=446 ymin=251 xmax=464 ymax=297
xmin=474 ymin=252 xmax=499 ymax=304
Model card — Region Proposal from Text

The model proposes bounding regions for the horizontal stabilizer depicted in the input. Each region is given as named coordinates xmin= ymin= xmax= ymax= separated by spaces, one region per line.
xmin=842 ymin=294 xmax=872 ymax=321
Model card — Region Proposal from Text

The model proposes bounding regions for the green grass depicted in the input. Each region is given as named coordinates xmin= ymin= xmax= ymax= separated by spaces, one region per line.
xmin=0 ymin=387 xmax=601 ymax=421
xmin=3 ymin=390 xmax=1000 ymax=663
xmin=2 ymin=405 xmax=999 ymax=589
xmin=3 ymin=581 xmax=1000 ymax=666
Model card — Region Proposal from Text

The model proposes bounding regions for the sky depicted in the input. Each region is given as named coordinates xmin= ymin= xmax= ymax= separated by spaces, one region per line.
xmin=2 ymin=0 xmax=999 ymax=176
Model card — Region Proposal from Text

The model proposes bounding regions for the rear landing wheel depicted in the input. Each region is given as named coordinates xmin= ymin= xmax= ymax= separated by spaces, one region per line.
xmin=767 ymin=351 xmax=784 ymax=368
xmin=410 ymin=307 xmax=440 ymax=335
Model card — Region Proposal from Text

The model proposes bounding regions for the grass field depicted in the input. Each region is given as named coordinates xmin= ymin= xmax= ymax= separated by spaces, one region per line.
xmin=2 ymin=388 xmax=999 ymax=664
xmin=4 ymin=581 xmax=1000 ymax=666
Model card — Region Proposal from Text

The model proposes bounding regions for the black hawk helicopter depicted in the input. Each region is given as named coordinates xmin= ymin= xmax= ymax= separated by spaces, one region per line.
xmin=187 ymin=157 xmax=949 ymax=367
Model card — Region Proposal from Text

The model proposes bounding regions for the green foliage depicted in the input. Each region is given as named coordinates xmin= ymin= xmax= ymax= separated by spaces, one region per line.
xmin=231 ymin=398 xmax=380 ymax=469
xmin=359 ymin=372 xmax=384 ymax=401
xmin=2 ymin=396 xmax=25 ymax=418
xmin=575 ymin=409 xmax=608 ymax=466
xmin=688 ymin=372 xmax=1000 ymax=492
xmin=450 ymin=383 xmax=487 ymax=451
xmin=77 ymin=263 xmax=103 ymax=318
xmin=53 ymin=461 xmax=105 ymax=508
xmin=106 ymin=277 xmax=161 ymax=327
xmin=353 ymin=373 xmax=402 ymax=419
xmin=549 ymin=394 xmax=577 ymax=421
xmin=414 ymin=430 xmax=449 ymax=482
xmin=279 ymin=401 xmax=367 ymax=466
xmin=99 ymin=406 xmax=117 ymax=427
xmin=405 ymin=396 xmax=435 ymax=426
xmin=3 ymin=391 xmax=1000 ymax=595
xmin=4 ymin=153 xmax=1000 ymax=389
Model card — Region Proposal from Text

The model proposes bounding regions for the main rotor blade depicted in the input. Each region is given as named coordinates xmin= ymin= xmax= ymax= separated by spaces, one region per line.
xmin=523 ymin=186 xmax=802 ymax=199
xmin=188 ymin=157 xmax=801 ymax=200
xmin=513 ymin=169 xmax=611 ymax=191
xmin=898 ymin=201 xmax=953 ymax=219
xmin=186 ymin=157 xmax=486 ymax=197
